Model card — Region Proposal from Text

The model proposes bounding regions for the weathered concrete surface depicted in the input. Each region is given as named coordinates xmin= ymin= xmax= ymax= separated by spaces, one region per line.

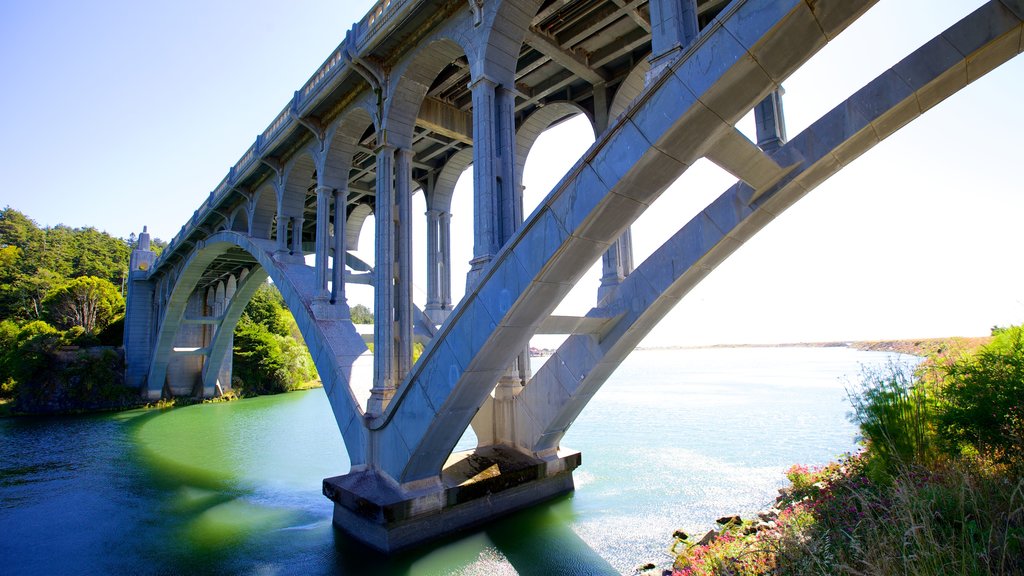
xmin=324 ymin=446 xmax=580 ymax=552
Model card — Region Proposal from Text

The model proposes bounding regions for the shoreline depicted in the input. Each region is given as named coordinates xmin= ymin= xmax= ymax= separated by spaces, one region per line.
xmin=638 ymin=336 xmax=992 ymax=357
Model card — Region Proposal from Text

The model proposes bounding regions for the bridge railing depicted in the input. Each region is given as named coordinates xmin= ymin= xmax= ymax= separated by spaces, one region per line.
xmin=148 ymin=0 xmax=423 ymax=277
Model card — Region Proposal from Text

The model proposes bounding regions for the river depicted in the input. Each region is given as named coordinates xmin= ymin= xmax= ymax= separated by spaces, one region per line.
xmin=0 ymin=346 xmax=906 ymax=575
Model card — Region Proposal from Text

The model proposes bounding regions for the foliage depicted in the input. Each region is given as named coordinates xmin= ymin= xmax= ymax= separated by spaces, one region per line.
xmin=847 ymin=360 xmax=938 ymax=478
xmin=350 ymin=303 xmax=374 ymax=324
xmin=232 ymin=282 xmax=317 ymax=395
xmin=42 ymin=275 xmax=124 ymax=333
xmin=936 ymin=325 xmax=1024 ymax=472
xmin=0 ymin=207 xmax=136 ymax=322
xmin=672 ymin=455 xmax=1024 ymax=576
xmin=242 ymin=283 xmax=291 ymax=337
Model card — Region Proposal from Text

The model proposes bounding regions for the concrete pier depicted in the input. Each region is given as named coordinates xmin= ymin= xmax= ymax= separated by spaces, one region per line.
xmin=324 ymin=447 xmax=581 ymax=552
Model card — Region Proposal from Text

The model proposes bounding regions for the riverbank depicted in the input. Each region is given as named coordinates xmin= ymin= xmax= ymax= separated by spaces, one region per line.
xmin=660 ymin=328 xmax=1023 ymax=575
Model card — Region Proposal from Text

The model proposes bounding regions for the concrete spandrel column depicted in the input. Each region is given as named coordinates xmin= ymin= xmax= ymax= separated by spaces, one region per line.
xmin=755 ymin=88 xmax=787 ymax=152
xmin=315 ymin=185 xmax=332 ymax=295
xmin=331 ymin=187 xmax=347 ymax=306
xmin=395 ymin=147 xmax=414 ymax=379
xmin=275 ymin=198 xmax=288 ymax=253
xmin=370 ymin=144 xmax=396 ymax=416
xmin=424 ymin=209 xmax=442 ymax=319
xmin=467 ymin=75 xmax=499 ymax=290
xmin=439 ymin=211 xmax=452 ymax=311
xmin=291 ymin=216 xmax=304 ymax=256
xmin=495 ymin=85 xmax=520 ymax=244
xmin=595 ymin=82 xmax=635 ymax=304
xmin=647 ymin=0 xmax=699 ymax=81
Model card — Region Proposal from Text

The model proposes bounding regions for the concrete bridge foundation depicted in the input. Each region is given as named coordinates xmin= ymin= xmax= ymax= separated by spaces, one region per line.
xmin=324 ymin=447 xmax=581 ymax=552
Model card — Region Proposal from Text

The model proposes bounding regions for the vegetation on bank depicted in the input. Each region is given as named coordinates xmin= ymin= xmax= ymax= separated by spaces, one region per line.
xmin=231 ymin=283 xmax=318 ymax=396
xmin=0 ymin=207 xmax=325 ymax=413
xmin=666 ymin=327 xmax=1024 ymax=575
xmin=0 ymin=208 xmax=149 ymax=412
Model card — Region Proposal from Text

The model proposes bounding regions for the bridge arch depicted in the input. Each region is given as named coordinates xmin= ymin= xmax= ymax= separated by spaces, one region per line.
xmin=609 ymin=59 xmax=651 ymax=124
xmin=322 ymin=100 xmax=376 ymax=189
xmin=249 ymin=181 xmax=277 ymax=240
xmin=429 ymin=147 xmax=473 ymax=214
xmin=514 ymin=101 xmax=595 ymax=199
xmin=385 ymin=37 xmax=470 ymax=150
xmin=472 ymin=0 xmax=543 ymax=83
xmin=228 ymin=204 xmax=248 ymax=234
xmin=146 ymin=230 xmax=369 ymax=464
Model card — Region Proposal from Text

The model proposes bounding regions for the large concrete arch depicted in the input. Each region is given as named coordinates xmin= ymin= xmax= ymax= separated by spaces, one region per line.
xmin=146 ymin=231 xmax=369 ymax=465
xmin=199 ymin=267 xmax=268 ymax=394
xmin=361 ymin=0 xmax=1014 ymax=486
xmin=508 ymin=0 xmax=1024 ymax=456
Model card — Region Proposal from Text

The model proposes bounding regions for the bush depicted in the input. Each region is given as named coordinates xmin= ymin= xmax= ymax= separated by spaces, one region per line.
xmin=937 ymin=326 xmax=1024 ymax=472
xmin=847 ymin=360 xmax=937 ymax=477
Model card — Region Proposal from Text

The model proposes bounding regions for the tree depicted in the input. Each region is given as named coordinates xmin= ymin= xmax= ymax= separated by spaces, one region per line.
xmin=242 ymin=283 xmax=291 ymax=337
xmin=42 ymin=276 xmax=124 ymax=333
xmin=350 ymin=304 xmax=374 ymax=324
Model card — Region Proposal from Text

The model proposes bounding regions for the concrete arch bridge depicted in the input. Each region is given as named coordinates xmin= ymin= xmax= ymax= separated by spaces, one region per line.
xmin=123 ymin=0 xmax=1024 ymax=551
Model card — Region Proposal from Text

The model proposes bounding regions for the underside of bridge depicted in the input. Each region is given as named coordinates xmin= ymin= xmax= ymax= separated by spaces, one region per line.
xmin=124 ymin=0 xmax=1024 ymax=553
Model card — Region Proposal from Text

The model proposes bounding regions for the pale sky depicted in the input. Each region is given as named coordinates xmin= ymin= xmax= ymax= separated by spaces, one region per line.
xmin=1 ymin=0 xmax=1021 ymax=346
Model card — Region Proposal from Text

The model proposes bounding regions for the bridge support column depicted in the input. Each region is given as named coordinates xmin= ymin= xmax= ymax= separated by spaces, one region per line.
xmin=331 ymin=186 xmax=347 ymax=306
xmin=439 ymin=211 xmax=452 ymax=314
xmin=755 ymin=89 xmax=787 ymax=152
xmin=124 ymin=227 xmax=157 ymax=391
xmin=424 ymin=208 xmax=445 ymax=325
xmin=395 ymin=147 xmax=414 ymax=379
xmin=315 ymin=185 xmax=332 ymax=295
xmin=467 ymin=75 xmax=501 ymax=289
xmin=647 ymin=0 xmax=698 ymax=80
xmin=370 ymin=144 xmax=396 ymax=415
xmin=594 ymin=83 xmax=635 ymax=303
xmin=290 ymin=216 xmax=304 ymax=256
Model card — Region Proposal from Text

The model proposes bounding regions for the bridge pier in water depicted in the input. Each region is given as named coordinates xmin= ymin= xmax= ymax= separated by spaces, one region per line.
xmin=122 ymin=0 xmax=1023 ymax=553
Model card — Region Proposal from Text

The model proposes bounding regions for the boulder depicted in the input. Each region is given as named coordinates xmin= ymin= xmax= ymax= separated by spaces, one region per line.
xmin=697 ymin=530 xmax=718 ymax=546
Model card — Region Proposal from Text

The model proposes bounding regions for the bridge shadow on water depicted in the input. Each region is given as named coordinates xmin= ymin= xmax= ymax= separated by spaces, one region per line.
xmin=329 ymin=494 xmax=620 ymax=575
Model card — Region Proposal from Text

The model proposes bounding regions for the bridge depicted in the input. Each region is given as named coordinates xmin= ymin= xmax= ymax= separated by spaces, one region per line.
xmin=123 ymin=0 xmax=1023 ymax=552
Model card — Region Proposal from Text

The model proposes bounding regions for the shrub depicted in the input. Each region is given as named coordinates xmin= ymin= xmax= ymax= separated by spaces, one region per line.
xmin=847 ymin=360 xmax=937 ymax=477
xmin=937 ymin=325 xmax=1024 ymax=472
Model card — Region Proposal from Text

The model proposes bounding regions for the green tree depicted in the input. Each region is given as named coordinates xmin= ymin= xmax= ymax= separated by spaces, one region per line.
xmin=42 ymin=276 xmax=124 ymax=333
xmin=350 ymin=303 xmax=374 ymax=324
xmin=242 ymin=283 xmax=291 ymax=337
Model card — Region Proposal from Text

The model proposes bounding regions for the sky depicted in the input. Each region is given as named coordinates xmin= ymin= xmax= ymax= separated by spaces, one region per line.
xmin=1 ymin=0 xmax=1022 ymax=347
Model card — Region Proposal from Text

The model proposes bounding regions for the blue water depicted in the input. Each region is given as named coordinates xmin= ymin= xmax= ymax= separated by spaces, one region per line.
xmin=0 ymin=347 xmax=904 ymax=574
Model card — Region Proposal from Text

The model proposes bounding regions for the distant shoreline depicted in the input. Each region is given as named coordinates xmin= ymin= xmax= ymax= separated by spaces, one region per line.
xmin=638 ymin=336 xmax=993 ymax=357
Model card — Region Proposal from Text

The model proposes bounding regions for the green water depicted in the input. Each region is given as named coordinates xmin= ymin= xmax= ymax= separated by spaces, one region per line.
xmin=0 ymin=347 xmax=903 ymax=574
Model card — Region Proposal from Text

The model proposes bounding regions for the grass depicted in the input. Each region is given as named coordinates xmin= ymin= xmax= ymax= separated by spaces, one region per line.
xmin=670 ymin=455 xmax=1024 ymax=575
